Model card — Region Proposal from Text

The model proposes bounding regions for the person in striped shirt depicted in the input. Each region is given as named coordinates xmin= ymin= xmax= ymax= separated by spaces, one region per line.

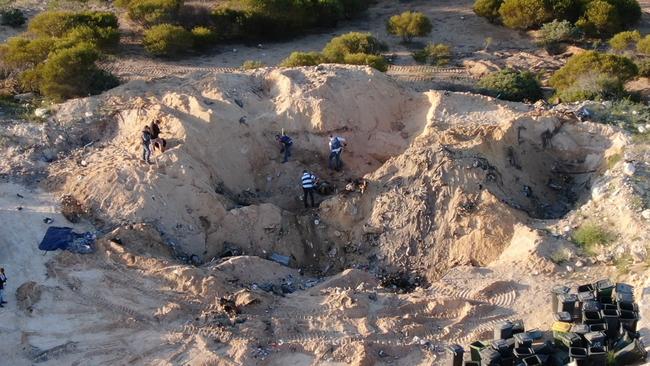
xmin=301 ymin=170 xmax=317 ymax=208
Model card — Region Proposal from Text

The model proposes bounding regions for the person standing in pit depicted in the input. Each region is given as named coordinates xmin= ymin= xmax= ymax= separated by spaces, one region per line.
xmin=141 ymin=125 xmax=153 ymax=164
xmin=328 ymin=135 xmax=346 ymax=171
xmin=276 ymin=133 xmax=293 ymax=163
xmin=301 ymin=170 xmax=317 ymax=208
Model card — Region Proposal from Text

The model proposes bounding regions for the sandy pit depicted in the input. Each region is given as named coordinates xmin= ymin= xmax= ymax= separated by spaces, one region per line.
xmin=0 ymin=66 xmax=648 ymax=365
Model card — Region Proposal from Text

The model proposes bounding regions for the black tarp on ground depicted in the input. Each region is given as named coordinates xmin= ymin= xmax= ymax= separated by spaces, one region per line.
xmin=38 ymin=226 xmax=94 ymax=253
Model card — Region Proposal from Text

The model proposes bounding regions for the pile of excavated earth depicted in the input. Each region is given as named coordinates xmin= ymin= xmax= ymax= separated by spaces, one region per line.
xmin=0 ymin=65 xmax=648 ymax=365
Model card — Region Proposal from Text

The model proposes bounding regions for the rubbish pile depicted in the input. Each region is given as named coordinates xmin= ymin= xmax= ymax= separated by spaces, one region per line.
xmin=448 ymin=279 xmax=647 ymax=365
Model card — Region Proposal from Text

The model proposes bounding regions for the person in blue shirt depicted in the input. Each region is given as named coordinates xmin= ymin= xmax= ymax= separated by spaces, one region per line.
xmin=141 ymin=126 xmax=153 ymax=164
xmin=276 ymin=133 xmax=293 ymax=163
xmin=328 ymin=135 xmax=346 ymax=171
xmin=0 ymin=267 xmax=7 ymax=307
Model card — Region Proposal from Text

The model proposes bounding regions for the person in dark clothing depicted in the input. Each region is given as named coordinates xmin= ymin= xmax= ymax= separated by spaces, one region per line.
xmin=276 ymin=133 xmax=293 ymax=163
xmin=142 ymin=126 xmax=153 ymax=164
xmin=152 ymin=138 xmax=166 ymax=153
xmin=150 ymin=119 xmax=161 ymax=139
xmin=301 ymin=170 xmax=317 ymax=208
xmin=0 ymin=267 xmax=7 ymax=307
xmin=328 ymin=135 xmax=347 ymax=171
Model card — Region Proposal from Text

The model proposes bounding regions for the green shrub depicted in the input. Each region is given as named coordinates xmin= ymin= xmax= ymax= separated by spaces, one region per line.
xmin=499 ymin=0 xmax=550 ymax=30
xmin=556 ymin=72 xmax=626 ymax=101
xmin=280 ymin=51 xmax=324 ymax=67
xmin=478 ymin=69 xmax=543 ymax=101
xmin=609 ymin=30 xmax=640 ymax=51
xmin=28 ymin=11 xmax=118 ymax=37
xmin=143 ymin=23 xmax=192 ymax=57
xmin=637 ymin=60 xmax=650 ymax=77
xmin=545 ymin=0 xmax=582 ymax=22
xmin=412 ymin=43 xmax=452 ymax=66
xmin=386 ymin=11 xmax=432 ymax=42
xmin=549 ymin=248 xmax=570 ymax=264
xmin=549 ymin=51 xmax=637 ymax=101
xmin=576 ymin=0 xmax=620 ymax=36
xmin=210 ymin=0 xmax=369 ymax=41
xmin=342 ymin=52 xmax=388 ymax=71
xmin=0 ymin=37 xmax=57 ymax=69
xmin=538 ymin=20 xmax=578 ymax=45
xmin=127 ymin=0 xmax=182 ymax=26
xmin=636 ymin=34 xmax=650 ymax=55
xmin=322 ymin=32 xmax=386 ymax=62
xmin=60 ymin=25 xmax=120 ymax=50
xmin=473 ymin=0 xmax=503 ymax=23
xmin=607 ymin=0 xmax=641 ymax=25
xmin=191 ymin=26 xmax=216 ymax=50
xmin=211 ymin=7 xmax=246 ymax=40
xmin=242 ymin=60 xmax=266 ymax=69
xmin=28 ymin=11 xmax=82 ymax=37
xmin=316 ymin=0 xmax=344 ymax=27
xmin=20 ymin=43 xmax=119 ymax=101
xmin=572 ymin=222 xmax=615 ymax=256
xmin=1 ymin=8 xmax=27 ymax=27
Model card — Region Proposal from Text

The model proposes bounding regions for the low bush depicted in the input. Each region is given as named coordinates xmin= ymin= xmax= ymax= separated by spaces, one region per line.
xmin=322 ymin=32 xmax=386 ymax=62
xmin=473 ymin=0 xmax=640 ymax=38
xmin=549 ymin=51 xmax=637 ymax=101
xmin=143 ymin=23 xmax=192 ymax=57
xmin=282 ymin=32 xmax=388 ymax=70
xmin=538 ymin=20 xmax=578 ymax=45
xmin=242 ymin=60 xmax=266 ymax=69
xmin=28 ymin=11 xmax=118 ymax=37
xmin=343 ymin=52 xmax=388 ymax=71
xmin=19 ymin=42 xmax=119 ymax=101
xmin=546 ymin=0 xmax=582 ymax=22
xmin=1 ymin=8 xmax=27 ymax=27
xmin=549 ymin=248 xmax=570 ymax=264
xmin=191 ymin=26 xmax=216 ymax=50
xmin=177 ymin=4 xmax=214 ymax=29
xmin=478 ymin=69 xmax=543 ymax=102
xmin=555 ymin=72 xmax=626 ymax=101
xmin=473 ymin=0 xmax=503 ymax=23
xmin=609 ymin=30 xmax=641 ymax=52
xmin=0 ymin=10 xmax=120 ymax=101
xmin=60 ymin=25 xmax=120 ymax=50
xmin=609 ymin=0 xmax=641 ymax=25
xmin=637 ymin=60 xmax=650 ymax=77
xmin=499 ymin=0 xmax=549 ymax=30
xmin=412 ymin=43 xmax=452 ymax=66
xmin=386 ymin=11 xmax=432 ymax=43
xmin=126 ymin=0 xmax=183 ymax=27
xmin=576 ymin=0 xmax=620 ymax=36
xmin=0 ymin=37 xmax=57 ymax=69
xmin=572 ymin=222 xmax=615 ymax=256
xmin=209 ymin=0 xmax=370 ymax=41
xmin=636 ymin=34 xmax=650 ymax=55
xmin=211 ymin=8 xmax=246 ymax=40
xmin=280 ymin=51 xmax=324 ymax=67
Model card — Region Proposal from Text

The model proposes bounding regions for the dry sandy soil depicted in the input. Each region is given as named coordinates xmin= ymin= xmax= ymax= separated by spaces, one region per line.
xmin=0 ymin=65 xmax=648 ymax=365
xmin=1 ymin=1 xmax=650 ymax=364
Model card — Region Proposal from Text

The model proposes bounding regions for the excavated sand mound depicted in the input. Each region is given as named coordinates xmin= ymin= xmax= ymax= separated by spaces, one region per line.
xmin=47 ymin=66 xmax=624 ymax=280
